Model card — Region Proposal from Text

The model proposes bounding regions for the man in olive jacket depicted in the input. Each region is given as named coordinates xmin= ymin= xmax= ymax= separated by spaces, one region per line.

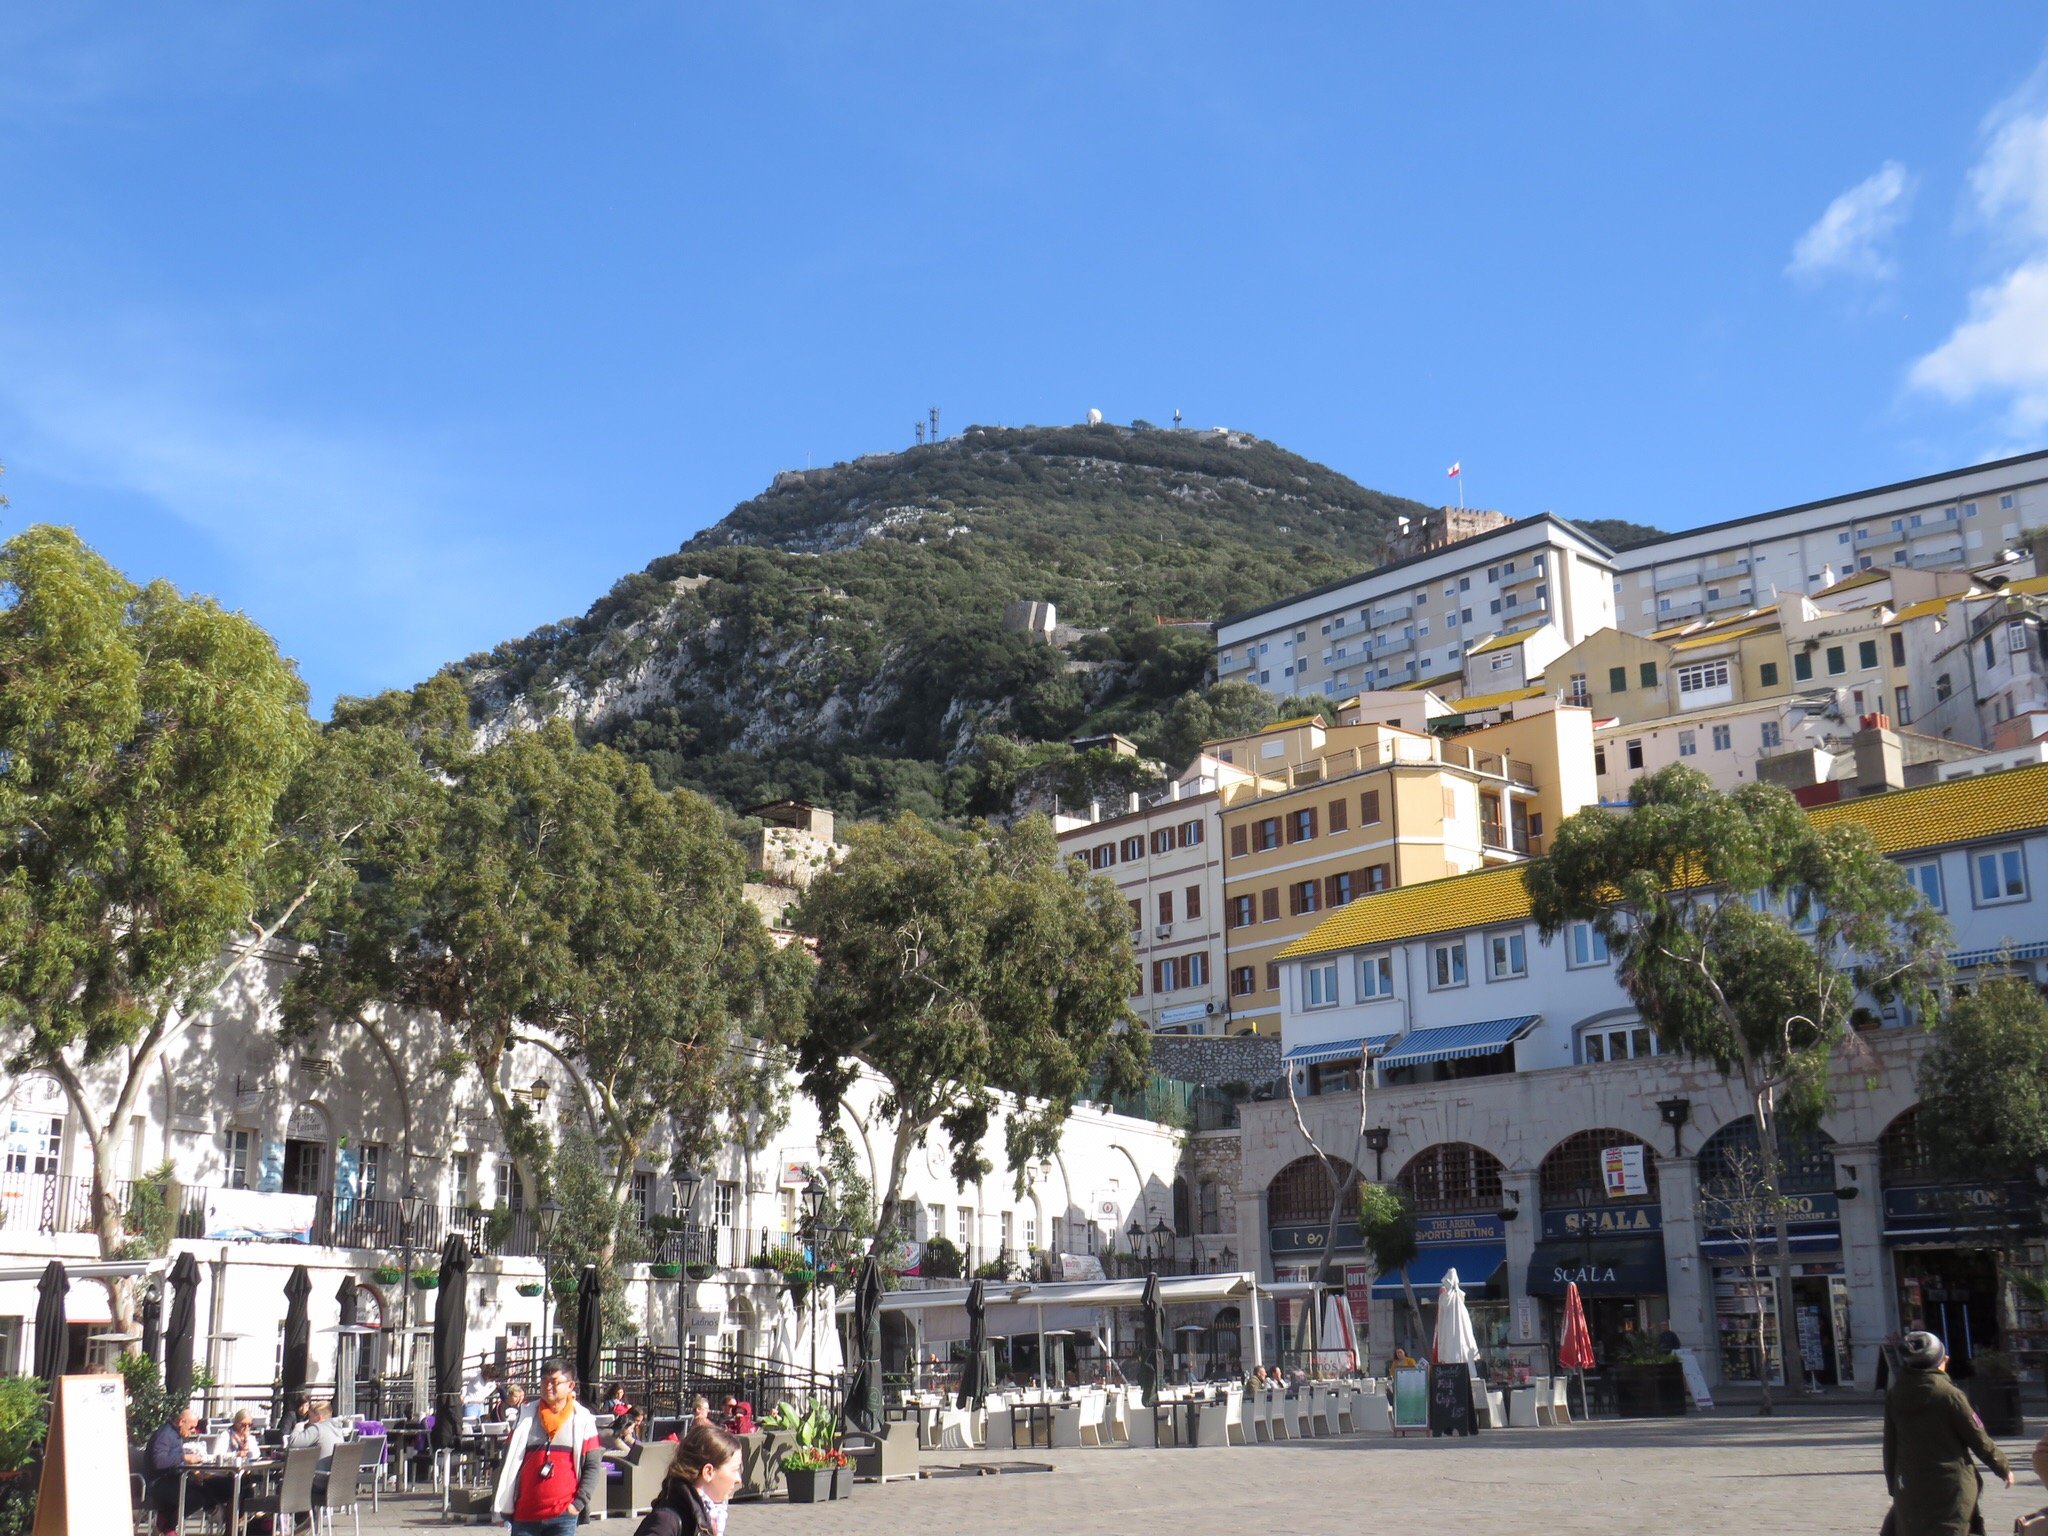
xmin=1884 ymin=1331 xmax=2013 ymax=1536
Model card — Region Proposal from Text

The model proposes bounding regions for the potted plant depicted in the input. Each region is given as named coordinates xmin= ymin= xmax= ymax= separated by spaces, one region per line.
xmin=1967 ymin=1351 xmax=2024 ymax=1436
xmin=1610 ymin=1335 xmax=1687 ymax=1417
xmin=779 ymin=1445 xmax=850 ymax=1502
xmin=921 ymin=1236 xmax=963 ymax=1281
xmin=685 ymin=1260 xmax=717 ymax=1281
xmin=371 ymin=1265 xmax=404 ymax=1286
xmin=411 ymin=1270 xmax=440 ymax=1291
xmin=514 ymin=1282 xmax=543 ymax=1298
xmin=650 ymin=1261 xmax=682 ymax=1280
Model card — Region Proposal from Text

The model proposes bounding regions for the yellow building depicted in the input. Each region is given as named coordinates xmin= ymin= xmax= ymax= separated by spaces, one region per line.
xmin=1210 ymin=703 xmax=1597 ymax=1034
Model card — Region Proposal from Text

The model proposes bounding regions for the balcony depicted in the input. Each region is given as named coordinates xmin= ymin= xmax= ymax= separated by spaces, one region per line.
xmin=1480 ymin=819 xmax=1537 ymax=856
xmin=1702 ymin=560 xmax=1750 ymax=583
xmin=0 ymin=1172 xmax=128 ymax=1237
xmin=1705 ymin=587 xmax=1752 ymax=612
xmin=1371 ymin=631 xmax=1414 ymax=658
xmin=1654 ymin=569 xmax=1702 ymax=593
xmin=1500 ymin=563 xmax=1546 ymax=590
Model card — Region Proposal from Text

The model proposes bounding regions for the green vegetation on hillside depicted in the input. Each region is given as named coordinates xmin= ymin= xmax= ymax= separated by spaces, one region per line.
xmin=1573 ymin=516 xmax=1665 ymax=551
xmin=442 ymin=424 xmax=1430 ymax=818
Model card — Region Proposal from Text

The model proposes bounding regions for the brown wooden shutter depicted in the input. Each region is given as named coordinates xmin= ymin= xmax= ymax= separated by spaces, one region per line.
xmin=1261 ymin=887 xmax=1279 ymax=922
xmin=1328 ymin=798 xmax=1348 ymax=833
xmin=1185 ymin=885 xmax=1202 ymax=918
xmin=1230 ymin=824 xmax=1248 ymax=857
xmin=1158 ymin=892 xmax=1173 ymax=925
xmin=1288 ymin=883 xmax=1303 ymax=917
xmin=1265 ymin=962 xmax=1280 ymax=991
xmin=1305 ymin=807 xmax=1318 ymax=838
xmin=1324 ymin=874 xmax=1341 ymax=907
xmin=1361 ymin=789 xmax=1381 ymax=824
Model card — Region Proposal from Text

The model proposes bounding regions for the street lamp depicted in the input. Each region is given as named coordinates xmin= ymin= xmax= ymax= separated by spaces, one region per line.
xmin=398 ymin=1182 xmax=426 ymax=1398
xmin=1152 ymin=1218 xmax=1175 ymax=1275
xmin=1126 ymin=1216 xmax=1145 ymax=1273
xmin=1656 ymin=1097 xmax=1694 ymax=1156
xmin=672 ymin=1161 xmax=703 ymax=1415
xmin=802 ymin=1171 xmax=828 ymax=1389
xmin=1364 ymin=1127 xmax=1391 ymax=1182
xmin=535 ymin=1196 xmax=563 ymax=1365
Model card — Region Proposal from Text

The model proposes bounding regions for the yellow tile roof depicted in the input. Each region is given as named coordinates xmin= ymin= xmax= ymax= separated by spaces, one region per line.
xmin=1672 ymin=622 xmax=1774 ymax=651
xmin=1278 ymin=761 xmax=2048 ymax=959
xmin=1396 ymin=670 xmax=1464 ymax=693
xmin=1442 ymin=684 xmax=1547 ymax=714
xmin=1464 ymin=631 xmax=1523 ymax=657
xmin=1884 ymin=596 xmax=1952 ymax=626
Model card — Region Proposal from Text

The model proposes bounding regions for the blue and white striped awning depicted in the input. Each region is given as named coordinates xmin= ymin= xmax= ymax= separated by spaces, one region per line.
xmin=1283 ymin=1033 xmax=1400 ymax=1068
xmin=1949 ymin=941 xmax=2048 ymax=969
xmin=1376 ymin=1015 xmax=1541 ymax=1072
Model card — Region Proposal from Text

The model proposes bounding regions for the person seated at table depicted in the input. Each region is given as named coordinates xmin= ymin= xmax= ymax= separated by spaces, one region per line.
xmin=1389 ymin=1346 xmax=1417 ymax=1370
xmin=690 ymin=1396 xmax=712 ymax=1431
xmin=604 ymin=1407 xmax=646 ymax=1461
xmin=214 ymin=1409 xmax=261 ymax=1461
xmin=287 ymin=1398 xmax=350 ymax=1502
xmin=606 ymin=1382 xmax=633 ymax=1419
xmin=149 ymin=1404 xmax=231 ymax=1535
xmin=498 ymin=1382 xmax=529 ymax=1422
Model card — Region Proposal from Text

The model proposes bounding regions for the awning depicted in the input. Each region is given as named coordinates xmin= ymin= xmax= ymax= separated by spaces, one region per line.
xmin=836 ymin=1272 xmax=1258 ymax=1315
xmin=1376 ymin=1015 xmax=1540 ymax=1073
xmin=1283 ymin=1033 xmax=1399 ymax=1068
xmin=1525 ymin=1235 xmax=1669 ymax=1297
xmin=1698 ymin=1228 xmax=1838 ymax=1258
xmin=1368 ymin=1243 xmax=1506 ymax=1300
xmin=1949 ymin=941 xmax=2048 ymax=969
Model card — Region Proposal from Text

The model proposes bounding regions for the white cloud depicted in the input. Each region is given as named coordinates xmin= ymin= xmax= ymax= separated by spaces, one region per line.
xmin=1908 ymin=258 xmax=2048 ymax=436
xmin=1786 ymin=161 xmax=1914 ymax=282
xmin=1909 ymin=60 xmax=2048 ymax=443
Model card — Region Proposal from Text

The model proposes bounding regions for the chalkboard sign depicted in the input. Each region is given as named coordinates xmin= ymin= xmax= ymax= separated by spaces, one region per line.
xmin=1429 ymin=1362 xmax=1477 ymax=1437
xmin=1391 ymin=1365 xmax=1430 ymax=1433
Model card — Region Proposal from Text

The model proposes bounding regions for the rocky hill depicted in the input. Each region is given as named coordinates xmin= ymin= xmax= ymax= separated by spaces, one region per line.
xmin=443 ymin=424 xmax=1446 ymax=819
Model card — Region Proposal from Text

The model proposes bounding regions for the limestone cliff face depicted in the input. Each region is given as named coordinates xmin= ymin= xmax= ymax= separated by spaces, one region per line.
xmin=448 ymin=423 xmax=1431 ymax=817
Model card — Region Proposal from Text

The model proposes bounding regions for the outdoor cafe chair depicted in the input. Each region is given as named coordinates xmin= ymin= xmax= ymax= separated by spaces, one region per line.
xmin=1288 ymin=1390 xmax=1314 ymax=1440
xmin=983 ymin=1395 xmax=1013 ymax=1450
xmin=1046 ymin=1401 xmax=1082 ymax=1449
xmin=1123 ymin=1391 xmax=1156 ymax=1448
xmin=246 ymin=1444 xmax=320 ymax=1536
xmin=1195 ymin=1395 xmax=1231 ymax=1448
xmin=1354 ymin=1389 xmax=1392 ymax=1435
xmin=1257 ymin=1388 xmax=1282 ymax=1441
xmin=317 ymin=1439 xmax=366 ymax=1536
xmin=1077 ymin=1393 xmax=1106 ymax=1448
xmin=350 ymin=1433 xmax=387 ymax=1510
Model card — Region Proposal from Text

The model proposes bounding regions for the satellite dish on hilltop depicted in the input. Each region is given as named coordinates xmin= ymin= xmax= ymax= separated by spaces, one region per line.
xmin=1087 ymin=408 xmax=1103 ymax=425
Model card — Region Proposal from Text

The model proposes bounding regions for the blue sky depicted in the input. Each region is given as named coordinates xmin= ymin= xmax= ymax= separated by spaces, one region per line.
xmin=4 ymin=7 xmax=2048 ymax=712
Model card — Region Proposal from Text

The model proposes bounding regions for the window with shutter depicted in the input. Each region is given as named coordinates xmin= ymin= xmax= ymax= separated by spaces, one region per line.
xmin=1185 ymin=885 xmax=1201 ymax=918
xmin=1265 ymin=962 xmax=1281 ymax=991
xmin=1230 ymin=824 xmax=1248 ymax=857
xmin=1443 ymin=787 xmax=1459 ymax=820
xmin=1328 ymin=798 xmax=1348 ymax=833
xmin=1365 ymin=864 xmax=1390 ymax=892
xmin=1261 ymin=888 xmax=1279 ymax=922
xmin=1361 ymin=789 xmax=1382 ymax=825
xmin=1287 ymin=883 xmax=1303 ymax=916
xmin=1158 ymin=892 xmax=1173 ymax=924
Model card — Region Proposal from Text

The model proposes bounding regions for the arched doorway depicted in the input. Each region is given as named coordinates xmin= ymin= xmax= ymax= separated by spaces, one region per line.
xmin=1264 ymin=1156 xmax=1361 ymax=1368
xmin=1530 ymin=1129 xmax=1668 ymax=1367
xmin=1696 ymin=1116 xmax=1844 ymax=1387
xmin=1879 ymin=1107 xmax=2033 ymax=1372
xmin=1375 ymin=1143 xmax=1511 ymax=1355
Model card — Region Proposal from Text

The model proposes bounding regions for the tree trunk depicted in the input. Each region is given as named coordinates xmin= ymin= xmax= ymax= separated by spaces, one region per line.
xmin=870 ymin=1109 xmax=923 ymax=1265
xmin=1752 ymin=1083 xmax=1810 ymax=1406
xmin=1401 ymin=1275 xmax=1428 ymax=1356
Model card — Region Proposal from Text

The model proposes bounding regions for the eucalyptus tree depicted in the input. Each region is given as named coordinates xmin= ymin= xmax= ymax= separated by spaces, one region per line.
xmin=794 ymin=813 xmax=1148 ymax=1259
xmin=1525 ymin=765 xmax=1946 ymax=1403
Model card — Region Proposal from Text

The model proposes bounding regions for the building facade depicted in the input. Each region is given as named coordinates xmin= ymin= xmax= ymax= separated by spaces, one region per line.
xmin=1239 ymin=762 xmax=2048 ymax=1389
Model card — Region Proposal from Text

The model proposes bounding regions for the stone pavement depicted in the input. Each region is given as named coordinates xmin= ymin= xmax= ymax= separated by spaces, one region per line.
xmin=342 ymin=1409 xmax=2040 ymax=1536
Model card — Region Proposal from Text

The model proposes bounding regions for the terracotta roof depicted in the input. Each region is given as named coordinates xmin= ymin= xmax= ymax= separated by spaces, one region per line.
xmin=1464 ymin=631 xmax=1524 ymax=657
xmin=1884 ymin=596 xmax=1951 ymax=626
xmin=1672 ymin=622 xmax=1775 ymax=651
xmin=1441 ymin=684 xmax=1547 ymax=714
xmin=1278 ymin=761 xmax=2048 ymax=959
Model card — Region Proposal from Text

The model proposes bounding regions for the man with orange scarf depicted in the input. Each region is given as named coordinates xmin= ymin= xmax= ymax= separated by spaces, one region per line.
xmin=492 ymin=1359 xmax=604 ymax=1534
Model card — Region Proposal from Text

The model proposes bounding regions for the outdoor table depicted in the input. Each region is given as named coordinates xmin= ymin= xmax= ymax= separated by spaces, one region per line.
xmin=1152 ymin=1398 xmax=1199 ymax=1447
xmin=179 ymin=1456 xmax=278 ymax=1535
xmin=1008 ymin=1401 xmax=1053 ymax=1449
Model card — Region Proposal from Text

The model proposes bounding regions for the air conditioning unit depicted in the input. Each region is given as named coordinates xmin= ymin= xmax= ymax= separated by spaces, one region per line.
xmin=1155 ymin=924 xmax=1172 ymax=939
xmin=1204 ymin=1001 xmax=1218 ymax=1015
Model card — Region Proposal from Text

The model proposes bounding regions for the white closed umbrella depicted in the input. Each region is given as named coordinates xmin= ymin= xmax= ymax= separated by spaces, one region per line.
xmin=1434 ymin=1268 xmax=1479 ymax=1367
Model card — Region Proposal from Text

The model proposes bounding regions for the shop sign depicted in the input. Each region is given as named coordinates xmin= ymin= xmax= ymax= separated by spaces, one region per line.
xmin=1602 ymin=1145 xmax=1649 ymax=1198
xmin=1268 ymin=1219 xmax=1364 ymax=1256
xmin=1413 ymin=1213 xmax=1505 ymax=1246
xmin=1881 ymin=1182 xmax=2039 ymax=1238
xmin=1541 ymin=1205 xmax=1661 ymax=1240
xmin=1345 ymin=1265 xmax=1373 ymax=1326
xmin=1157 ymin=1002 xmax=1212 ymax=1025
xmin=1701 ymin=1190 xmax=1839 ymax=1245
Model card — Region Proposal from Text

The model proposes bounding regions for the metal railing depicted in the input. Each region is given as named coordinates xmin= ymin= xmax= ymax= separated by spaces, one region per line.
xmin=0 ymin=1171 xmax=129 ymax=1237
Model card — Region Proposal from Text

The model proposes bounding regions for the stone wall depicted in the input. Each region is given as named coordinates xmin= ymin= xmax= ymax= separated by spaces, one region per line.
xmin=1149 ymin=1034 xmax=1280 ymax=1089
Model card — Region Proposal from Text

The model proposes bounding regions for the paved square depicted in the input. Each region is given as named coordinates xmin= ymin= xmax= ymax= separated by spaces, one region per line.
xmin=346 ymin=1410 xmax=2041 ymax=1535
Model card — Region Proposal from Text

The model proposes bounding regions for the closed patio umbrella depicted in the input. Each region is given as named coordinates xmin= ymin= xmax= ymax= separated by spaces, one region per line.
xmin=1139 ymin=1272 xmax=1167 ymax=1407
xmin=844 ymin=1254 xmax=883 ymax=1434
xmin=279 ymin=1265 xmax=312 ymax=1426
xmin=32 ymin=1260 xmax=66 ymax=1386
xmin=140 ymin=1281 xmax=163 ymax=1365
xmin=163 ymin=1250 xmax=200 ymax=1401
xmin=956 ymin=1276 xmax=987 ymax=1411
xmin=431 ymin=1235 xmax=472 ymax=1450
xmin=1434 ymin=1267 xmax=1480 ymax=1366
xmin=1558 ymin=1280 xmax=1596 ymax=1419
xmin=574 ymin=1266 xmax=603 ymax=1402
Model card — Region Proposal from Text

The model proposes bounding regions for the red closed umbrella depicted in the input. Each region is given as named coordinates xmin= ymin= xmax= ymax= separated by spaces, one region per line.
xmin=1558 ymin=1281 xmax=1595 ymax=1419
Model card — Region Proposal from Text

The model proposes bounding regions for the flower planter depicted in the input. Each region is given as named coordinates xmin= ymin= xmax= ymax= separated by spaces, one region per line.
xmin=514 ymin=1282 xmax=543 ymax=1298
xmin=411 ymin=1273 xmax=440 ymax=1291
xmin=685 ymin=1262 xmax=716 ymax=1281
xmin=1611 ymin=1362 xmax=1688 ymax=1417
xmin=831 ymin=1466 xmax=852 ymax=1500
xmin=1968 ymin=1377 xmax=2025 ymax=1437
xmin=370 ymin=1267 xmax=403 ymax=1286
xmin=784 ymin=1468 xmax=828 ymax=1504
xmin=650 ymin=1262 xmax=682 ymax=1279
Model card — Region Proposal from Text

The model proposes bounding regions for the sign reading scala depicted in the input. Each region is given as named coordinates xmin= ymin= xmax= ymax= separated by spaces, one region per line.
xmin=1540 ymin=1205 xmax=1662 ymax=1240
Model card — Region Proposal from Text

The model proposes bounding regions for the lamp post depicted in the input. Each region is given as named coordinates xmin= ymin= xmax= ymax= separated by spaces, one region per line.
xmin=1364 ymin=1126 xmax=1391 ymax=1182
xmin=1152 ymin=1218 xmax=1175 ymax=1277
xmin=1656 ymin=1097 xmax=1694 ymax=1156
xmin=802 ymin=1171 xmax=828 ymax=1389
xmin=672 ymin=1162 xmax=703 ymax=1417
xmin=535 ymin=1196 xmax=563 ymax=1368
xmin=398 ymin=1182 xmax=425 ymax=1396
xmin=1126 ymin=1216 xmax=1145 ymax=1276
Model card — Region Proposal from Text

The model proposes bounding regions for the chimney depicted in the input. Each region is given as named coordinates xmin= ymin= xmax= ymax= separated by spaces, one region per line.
xmin=1128 ymin=792 xmax=1141 ymax=814
xmin=1853 ymin=715 xmax=1905 ymax=796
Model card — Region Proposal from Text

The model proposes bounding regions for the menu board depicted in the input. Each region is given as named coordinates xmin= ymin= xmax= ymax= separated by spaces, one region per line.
xmin=1391 ymin=1365 xmax=1430 ymax=1433
xmin=35 ymin=1375 xmax=131 ymax=1535
xmin=1428 ymin=1363 xmax=1477 ymax=1438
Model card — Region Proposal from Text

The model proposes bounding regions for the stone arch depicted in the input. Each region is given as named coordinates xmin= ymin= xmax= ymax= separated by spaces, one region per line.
xmin=1537 ymin=1128 xmax=1661 ymax=1209
xmin=1695 ymin=1115 xmax=1836 ymax=1197
xmin=1395 ymin=1142 xmax=1504 ymax=1214
xmin=1878 ymin=1106 xmax=1937 ymax=1189
xmin=1266 ymin=1155 xmax=1359 ymax=1226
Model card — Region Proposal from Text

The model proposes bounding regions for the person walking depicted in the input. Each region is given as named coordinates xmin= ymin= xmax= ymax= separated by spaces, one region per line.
xmin=492 ymin=1358 xmax=604 ymax=1536
xmin=631 ymin=1423 xmax=741 ymax=1536
xmin=1884 ymin=1330 xmax=2012 ymax=1536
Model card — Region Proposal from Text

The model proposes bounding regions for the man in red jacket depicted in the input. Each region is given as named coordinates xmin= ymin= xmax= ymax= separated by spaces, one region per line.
xmin=490 ymin=1360 xmax=603 ymax=1535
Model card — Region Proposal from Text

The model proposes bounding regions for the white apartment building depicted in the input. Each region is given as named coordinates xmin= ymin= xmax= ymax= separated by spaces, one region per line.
xmin=0 ymin=960 xmax=1181 ymax=1396
xmin=1613 ymin=450 xmax=2048 ymax=629
xmin=1243 ymin=763 xmax=2048 ymax=1390
xmin=1054 ymin=755 xmax=1243 ymax=1035
xmin=1214 ymin=515 xmax=1619 ymax=700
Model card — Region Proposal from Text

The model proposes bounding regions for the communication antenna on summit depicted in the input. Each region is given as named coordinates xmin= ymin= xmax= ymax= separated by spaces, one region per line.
xmin=1172 ymin=408 xmax=1182 ymax=431
xmin=929 ymin=406 xmax=940 ymax=442
xmin=915 ymin=421 xmax=925 ymax=444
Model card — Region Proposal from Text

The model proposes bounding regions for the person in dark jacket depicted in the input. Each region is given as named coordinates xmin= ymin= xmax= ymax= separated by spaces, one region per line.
xmin=631 ymin=1422 xmax=741 ymax=1536
xmin=1884 ymin=1330 xmax=2013 ymax=1536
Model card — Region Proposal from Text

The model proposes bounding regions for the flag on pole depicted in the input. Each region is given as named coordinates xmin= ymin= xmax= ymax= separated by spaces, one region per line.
xmin=1446 ymin=462 xmax=1461 ymax=478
